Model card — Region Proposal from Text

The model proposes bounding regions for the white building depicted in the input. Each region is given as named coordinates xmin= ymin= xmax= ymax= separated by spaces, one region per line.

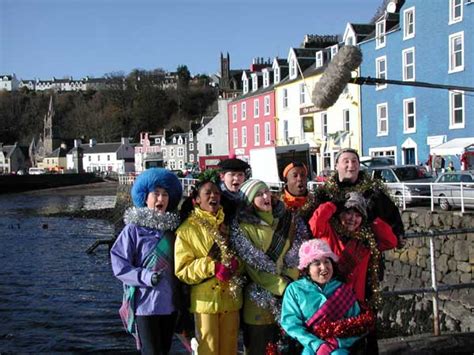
xmin=0 ymin=74 xmax=19 ymax=91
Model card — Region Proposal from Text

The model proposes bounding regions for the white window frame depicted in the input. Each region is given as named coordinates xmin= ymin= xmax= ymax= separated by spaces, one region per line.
xmin=377 ymin=103 xmax=389 ymax=136
xmin=290 ymin=58 xmax=297 ymax=79
xmin=283 ymin=89 xmax=288 ymax=108
xmin=254 ymin=99 xmax=260 ymax=118
xmin=264 ymin=96 xmax=270 ymax=116
xmin=402 ymin=47 xmax=415 ymax=81
xmin=330 ymin=45 xmax=338 ymax=59
xmin=264 ymin=122 xmax=271 ymax=144
xmin=321 ymin=112 xmax=328 ymax=137
xmin=343 ymin=109 xmax=350 ymax=132
xmin=263 ymin=71 xmax=269 ymax=88
xmin=177 ymin=147 xmax=185 ymax=157
xmin=403 ymin=98 xmax=416 ymax=133
xmin=368 ymin=146 xmax=397 ymax=164
xmin=376 ymin=56 xmax=387 ymax=90
xmin=242 ymin=127 xmax=247 ymax=147
xmin=449 ymin=91 xmax=464 ymax=129
xmin=274 ymin=67 xmax=280 ymax=84
xmin=170 ymin=148 xmax=175 ymax=158
xmin=243 ymin=78 xmax=249 ymax=94
xmin=233 ymin=128 xmax=238 ymax=148
xmin=232 ymin=105 xmax=237 ymax=122
xmin=449 ymin=0 xmax=463 ymax=24
xmin=252 ymin=74 xmax=258 ymax=92
xmin=205 ymin=144 xmax=213 ymax=155
xmin=241 ymin=102 xmax=247 ymax=120
xmin=316 ymin=51 xmax=324 ymax=68
xmin=376 ymin=20 xmax=386 ymax=49
xmin=189 ymin=143 xmax=194 ymax=151
xmin=299 ymin=83 xmax=306 ymax=104
xmin=189 ymin=153 xmax=194 ymax=163
xmin=283 ymin=120 xmax=289 ymax=142
xmin=403 ymin=7 xmax=415 ymax=40
xmin=254 ymin=124 xmax=260 ymax=146
xmin=449 ymin=31 xmax=464 ymax=73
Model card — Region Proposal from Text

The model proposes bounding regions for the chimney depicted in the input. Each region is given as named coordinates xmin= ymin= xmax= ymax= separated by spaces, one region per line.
xmin=89 ymin=139 xmax=96 ymax=147
xmin=74 ymin=139 xmax=82 ymax=148
xmin=60 ymin=143 xmax=67 ymax=150
xmin=121 ymin=137 xmax=128 ymax=145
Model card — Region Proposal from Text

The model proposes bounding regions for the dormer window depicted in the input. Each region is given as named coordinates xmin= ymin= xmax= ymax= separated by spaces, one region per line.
xmin=189 ymin=131 xmax=193 ymax=140
xmin=155 ymin=138 xmax=161 ymax=144
xmin=274 ymin=67 xmax=280 ymax=84
xmin=290 ymin=58 xmax=297 ymax=79
xmin=376 ymin=20 xmax=386 ymax=49
xmin=316 ymin=51 xmax=324 ymax=68
xmin=173 ymin=137 xmax=177 ymax=144
xmin=243 ymin=78 xmax=249 ymax=94
xmin=263 ymin=71 xmax=269 ymax=88
xmin=330 ymin=45 xmax=338 ymax=59
xmin=178 ymin=137 xmax=183 ymax=145
xmin=252 ymin=74 xmax=258 ymax=91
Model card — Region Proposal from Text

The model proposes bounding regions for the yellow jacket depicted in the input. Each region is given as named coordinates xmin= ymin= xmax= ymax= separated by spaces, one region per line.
xmin=175 ymin=206 xmax=243 ymax=314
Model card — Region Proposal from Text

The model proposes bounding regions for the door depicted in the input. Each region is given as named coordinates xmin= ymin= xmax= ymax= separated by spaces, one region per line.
xmin=404 ymin=148 xmax=415 ymax=165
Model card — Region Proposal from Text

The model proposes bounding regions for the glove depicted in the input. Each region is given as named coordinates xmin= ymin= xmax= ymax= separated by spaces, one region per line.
xmin=316 ymin=338 xmax=338 ymax=355
xmin=214 ymin=257 xmax=239 ymax=282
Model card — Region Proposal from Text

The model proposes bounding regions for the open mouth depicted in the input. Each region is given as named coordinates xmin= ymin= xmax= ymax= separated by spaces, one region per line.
xmin=209 ymin=200 xmax=218 ymax=207
xmin=155 ymin=204 xmax=164 ymax=210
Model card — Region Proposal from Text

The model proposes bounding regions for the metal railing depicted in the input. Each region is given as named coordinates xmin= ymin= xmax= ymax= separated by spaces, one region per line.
xmin=383 ymin=228 xmax=474 ymax=336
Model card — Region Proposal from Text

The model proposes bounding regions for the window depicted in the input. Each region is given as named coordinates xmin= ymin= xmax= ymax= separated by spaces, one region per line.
xmin=98 ymin=155 xmax=101 ymax=161
xmin=403 ymin=98 xmax=416 ymax=133
xmin=189 ymin=143 xmax=194 ymax=151
xmin=343 ymin=109 xmax=350 ymax=132
xmin=169 ymin=160 xmax=176 ymax=170
xmin=189 ymin=131 xmax=193 ymax=140
xmin=330 ymin=45 xmax=338 ymax=59
xmin=264 ymin=122 xmax=271 ymax=144
xmin=207 ymin=128 xmax=213 ymax=136
xmin=254 ymin=124 xmax=260 ymax=146
xmin=263 ymin=71 xmax=269 ymax=87
xmin=233 ymin=128 xmax=238 ymax=148
xmin=274 ymin=67 xmax=280 ymax=83
xmin=205 ymin=143 xmax=213 ymax=155
xmin=376 ymin=20 xmax=386 ymax=48
xmin=189 ymin=154 xmax=194 ymax=163
xmin=322 ymin=112 xmax=328 ymax=137
xmin=377 ymin=103 xmax=388 ymax=136
xmin=243 ymin=78 xmax=248 ymax=94
xmin=254 ymin=99 xmax=260 ymax=117
xmin=290 ymin=58 xmax=297 ymax=78
xmin=242 ymin=102 xmax=247 ymax=120
xmin=376 ymin=56 xmax=387 ymax=90
xmin=232 ymin=105 xmax=237 ymax=122
xmin=107 ymin=155 xmax=110 ymax=161
xmin=299 ymin=83 xmax=306 ymax=104
xmin=403 ymin=7 xmax=415 ymax=39
xmin=283 ymin=89 xmax=288 ymax=108
xmin=177 ymin=147 xmax=184 ymax=157
xmin=449 ymin=32 xmax=464 ymax=73
xmin=283 ymin=120 xmax=289 ymax=141
xmin=316 ymin=51 xmax=324 ymax=68
xmin=450 ymin=91 xmax=464 ymax=128
xmin=178 ymin=161 xmax=184 ymax=170
xmin=162 ymin=148 xmax=167 ymax=158
xmin=170 ymin=148 xmax=175 ymax=158
xmin=252 ymin=75 xmax=258 ymax=91
xmin=242 ymin=127 xmax=247 ymax=147
xmin=402 ymin=47 xmax=415 ymax=81
xmin=264 ymin=96 xmax=270 ymax=116
xmin=449 ymin=0 xmax=463 ymax=24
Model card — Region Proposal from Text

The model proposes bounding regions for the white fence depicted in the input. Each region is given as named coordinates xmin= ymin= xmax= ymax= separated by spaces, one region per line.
xmin=118 ymin=174 xmax=474 ymax=212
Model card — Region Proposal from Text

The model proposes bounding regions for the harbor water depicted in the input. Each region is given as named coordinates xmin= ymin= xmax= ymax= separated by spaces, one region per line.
xmin=0 ymin=185 xmax=183 ymax=353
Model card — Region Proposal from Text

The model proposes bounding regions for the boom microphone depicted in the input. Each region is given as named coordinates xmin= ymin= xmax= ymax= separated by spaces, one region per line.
xmin=311 ymin=45 xmax=362 ymax=109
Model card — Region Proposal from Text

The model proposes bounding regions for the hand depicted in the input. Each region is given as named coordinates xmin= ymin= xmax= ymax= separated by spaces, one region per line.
xmin=316 ymin=338 xmax=337 ymax=355
xmin=215 ymin=262 xmax=232 ymax=282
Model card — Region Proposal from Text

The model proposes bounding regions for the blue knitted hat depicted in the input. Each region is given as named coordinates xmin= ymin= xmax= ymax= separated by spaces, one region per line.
xmin=131 ymin=168 xmax=183 ymax=211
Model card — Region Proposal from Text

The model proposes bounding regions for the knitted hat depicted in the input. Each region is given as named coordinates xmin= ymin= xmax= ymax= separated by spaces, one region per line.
xmin=344 ymin=192 xmax=367 ymax=220
xmin=240 ymin=179 xmax=269 ymax=205
xmin=131 ymin=168 xmax=183 ymax=211
xmin=218 ymin=158 xmax=250 ymax=172
xmin=298 ymin=239 xmax=339 ymax=270
xmin=335 ymin=148 xmax=360 ymax=163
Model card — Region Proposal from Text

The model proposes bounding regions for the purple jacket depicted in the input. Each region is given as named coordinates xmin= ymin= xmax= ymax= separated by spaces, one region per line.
xmin=111 ymin=223 xmax=176 ymax=316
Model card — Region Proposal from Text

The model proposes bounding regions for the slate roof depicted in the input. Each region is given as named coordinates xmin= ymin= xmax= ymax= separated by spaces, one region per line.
xmin=46 ymin=147 xmax=68 ymax=158
xmin=75 ymin=143 xmax=122 ymax=154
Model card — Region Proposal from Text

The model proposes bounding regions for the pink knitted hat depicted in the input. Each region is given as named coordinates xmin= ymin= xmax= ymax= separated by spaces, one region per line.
xmin=298 ymin=239 xmax=339 ymax=270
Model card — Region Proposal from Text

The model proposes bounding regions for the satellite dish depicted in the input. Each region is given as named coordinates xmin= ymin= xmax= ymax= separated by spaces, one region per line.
xmin=386 ymin=1 xmax=397 ymax=13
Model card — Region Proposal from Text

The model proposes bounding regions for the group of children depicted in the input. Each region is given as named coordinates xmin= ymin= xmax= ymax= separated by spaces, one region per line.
xmin=110 ymin=156 xmax=398 ymax=355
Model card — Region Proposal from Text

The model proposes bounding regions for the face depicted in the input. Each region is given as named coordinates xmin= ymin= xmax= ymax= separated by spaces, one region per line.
xmin=195 ymin=182 xmax=221 ymax=214
xmin=253 ymin=187 xmax=272 ymax=212
xmin=220 ymin=171 xmax=246 ymax=192
xmin=308 ymin=257 xmax=334 ymax=285
xmin=146 ymin=187 xmax=169 ymax=214
xmin=339 ymin=208 xmax=363 ymax=232
xmin=286 ymin=166 xmax=308 ymax=196
xmin=336 ymin=152 xmax=360 ymax=183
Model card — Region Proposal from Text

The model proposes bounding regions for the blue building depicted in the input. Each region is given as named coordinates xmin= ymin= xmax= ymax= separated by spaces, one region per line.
xmin=359 ymin=0 xmax=473 ymax=170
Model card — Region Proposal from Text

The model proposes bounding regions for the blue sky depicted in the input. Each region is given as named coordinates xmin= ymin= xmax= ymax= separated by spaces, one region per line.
xmin=1 ymin=0 xmax=383 ymax=80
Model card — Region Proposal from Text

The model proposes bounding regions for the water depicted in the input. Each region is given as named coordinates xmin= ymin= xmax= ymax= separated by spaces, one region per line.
xmin=0 ymin=190 xmax=162 ymax=353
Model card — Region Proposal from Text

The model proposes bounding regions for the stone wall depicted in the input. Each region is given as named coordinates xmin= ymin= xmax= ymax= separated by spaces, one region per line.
xmin=379 ymin=210 xmax=474 ymax=336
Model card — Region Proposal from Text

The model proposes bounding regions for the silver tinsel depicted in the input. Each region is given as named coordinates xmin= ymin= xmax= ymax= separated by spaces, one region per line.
xmin=283 ymin=217 xmax=311 ymax=268
xmin=247 ymin=283 xmax=282 ymax=322
xmin=123 ymin=207 xmax=180 ymax=231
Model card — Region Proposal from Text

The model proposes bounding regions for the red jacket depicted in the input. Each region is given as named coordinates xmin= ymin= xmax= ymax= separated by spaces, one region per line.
xmin=308 ymin=202 xmax=397 ymax=303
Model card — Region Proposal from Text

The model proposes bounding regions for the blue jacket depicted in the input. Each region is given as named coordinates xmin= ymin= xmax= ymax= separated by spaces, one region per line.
xmin=281 ymin=277 xmax=361 ymax=355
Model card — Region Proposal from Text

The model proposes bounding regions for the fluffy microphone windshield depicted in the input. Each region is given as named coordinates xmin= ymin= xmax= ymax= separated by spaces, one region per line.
xmin=311 ymin=45 xmax=362 ymax=109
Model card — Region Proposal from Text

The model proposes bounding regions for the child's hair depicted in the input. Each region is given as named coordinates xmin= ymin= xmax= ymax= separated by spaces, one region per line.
xmin=179 ymin=179 xmax=221 ymax=221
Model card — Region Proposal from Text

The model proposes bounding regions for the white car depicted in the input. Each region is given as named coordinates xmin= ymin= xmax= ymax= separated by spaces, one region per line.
xmin=433 ymin=171 xmax=474 ymax=210
xmin=28 ymin=167 xmax=46 ymax=175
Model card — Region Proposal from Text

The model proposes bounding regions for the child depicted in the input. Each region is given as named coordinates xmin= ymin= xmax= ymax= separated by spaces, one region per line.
xmin=175 ymin=179 xmax=242 ymax=355
xmin=281 ymin=239 xmax=374 ymax=355
xmin=110 ymin=168 xmax=182 ymax=354
xmin=230 ymin=179 xmax=307 ymax=355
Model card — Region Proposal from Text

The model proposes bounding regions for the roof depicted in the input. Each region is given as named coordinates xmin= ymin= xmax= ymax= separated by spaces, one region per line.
xmin=45 ymin=147 xmax=68 ymax=158
xmin=80 ymin=143 xmax=122 ymax=154
xmin=431 ymin=138 xmax=474 ymax=156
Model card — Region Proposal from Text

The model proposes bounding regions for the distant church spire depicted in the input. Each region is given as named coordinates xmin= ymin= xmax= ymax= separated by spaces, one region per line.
xmin=43 ymin=95 xmax=54 ymax=155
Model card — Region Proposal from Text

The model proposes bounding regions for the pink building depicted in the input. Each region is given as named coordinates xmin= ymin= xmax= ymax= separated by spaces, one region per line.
xmin=227 ymin=58 xmax=277 ymax=161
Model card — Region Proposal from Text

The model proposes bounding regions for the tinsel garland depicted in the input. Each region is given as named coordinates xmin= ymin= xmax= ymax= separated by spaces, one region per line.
xmin=322 ymin=172 xmax=389 ymax=202
xmin=123 ymin=207 xmax=180 ymax=231
xmin=310 ymin=309 xmax=376 ymax=340
xmin=247 ymin=283 xmax=282 ymax=321
xmin=188 ymin=211 xmax=244 ymax=299
xmin=330 ymin=218 xmax=382 ymax=309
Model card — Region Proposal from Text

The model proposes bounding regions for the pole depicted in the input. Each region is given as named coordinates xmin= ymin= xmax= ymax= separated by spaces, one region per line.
xmin=429 ymin=234 xmax=440 ymax=336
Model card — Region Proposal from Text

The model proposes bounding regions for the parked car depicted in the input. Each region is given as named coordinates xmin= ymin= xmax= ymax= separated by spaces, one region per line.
xmin=28 ymin=167 xmax=46 ymax=175
xmin=366 ymin=165 xmax=433 ymax=205
xmin=432 ymin=171 xmax=474 ymax=211
xmin=360 ymin=156 xmax=395 ymax=168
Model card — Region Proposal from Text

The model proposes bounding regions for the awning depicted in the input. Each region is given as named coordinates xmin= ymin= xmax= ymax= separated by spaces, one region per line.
xmin=431 ymin=137 xmax=474 ymax=156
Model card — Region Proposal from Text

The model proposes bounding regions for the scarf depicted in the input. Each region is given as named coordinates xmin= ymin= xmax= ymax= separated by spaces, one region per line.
xmin=220 ymin=182 xmax=243 ymax=202
xmin=123 ymin=207 xmax=180 ymax=231
xmin=282 ymin=188 xmax=308 ymax=210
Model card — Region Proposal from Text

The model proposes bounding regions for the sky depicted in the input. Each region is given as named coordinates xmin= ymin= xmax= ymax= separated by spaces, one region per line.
xmin=1 ymin=0 xmax=384 ymax=80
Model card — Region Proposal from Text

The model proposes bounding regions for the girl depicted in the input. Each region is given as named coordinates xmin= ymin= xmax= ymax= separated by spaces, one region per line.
xmin=110 ymin=168 xmax=182 ymax=354
xmin=175 ymin=179 xmax=242 ymax=355
xmin=281 ymin=239 xmax=374 ymax=355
